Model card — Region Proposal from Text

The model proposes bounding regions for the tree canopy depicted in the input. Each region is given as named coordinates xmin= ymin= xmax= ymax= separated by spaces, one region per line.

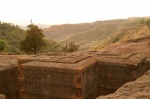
xmin=41 ymin=39 xmax=63 ymax=52
xmin=0 ymin=39 xmax=8 ymax=52
xmin=63 ymin=41 xmax=79 ymax=52
xmin=0 ymin=22 xmax=25 ymax=53
xmin=20 ymin=24 xmax=46 ymax=54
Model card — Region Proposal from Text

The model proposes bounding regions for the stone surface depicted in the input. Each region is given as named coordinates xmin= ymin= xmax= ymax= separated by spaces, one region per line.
xmin=0 ymin=55 xmax=30 ymax=99
xmin=0 ymin=52 xmax=150 ymax=99
xmin=97 ymin=70 xmax=150 ymax=99
xmin=101 ymin=42 xmax=150 ymax=59
xmin=18 ymin=52 xmax=148 ymax=99
xmin=145 ymin=59 xmax=150 ymax=70
xmin=0 ymin=94 xmax=5 ymax=99
xmin=101 ymin=42 xmax=150 ymax=73
xmin=19 ymin=53 xmax=97 ymax=99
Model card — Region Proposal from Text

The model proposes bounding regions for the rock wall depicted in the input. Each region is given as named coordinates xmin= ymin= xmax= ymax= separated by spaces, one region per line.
xmin=97 ymin=70 xmax=150 ymax=99
xmin=18 ymin=52 xmax=147 ymax=99
xmin=145 ymin=59 xmax=150 ymax=71
xmin=0 ymin=67 xmax=18 ymax=99
xmin=18 ymin=53 xmax=97 ymax=99
xmin=0 ymin=56 xmax=19 ymax=99
xmin=0 ymin=52 xmax=149 ymax=99
xmin=96 ymin=53 xmax=147 ymax=95
xmin=0 ymin=55 xmax=29 ymax=99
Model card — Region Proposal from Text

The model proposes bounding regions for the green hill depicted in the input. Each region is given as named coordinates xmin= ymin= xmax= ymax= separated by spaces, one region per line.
xmin=0 ymin=22 xmax=63 ymax=54
xmin=0 ymin=22 xmax=25 ymax=53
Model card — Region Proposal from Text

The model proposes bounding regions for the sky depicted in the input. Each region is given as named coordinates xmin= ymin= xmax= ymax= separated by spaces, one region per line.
xmin=0 ymin=0 xmax=150 ymax=26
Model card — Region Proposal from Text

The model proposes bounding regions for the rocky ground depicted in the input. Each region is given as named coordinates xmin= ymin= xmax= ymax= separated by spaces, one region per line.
xmin=101 ymin=42 xmax=150 ymax=59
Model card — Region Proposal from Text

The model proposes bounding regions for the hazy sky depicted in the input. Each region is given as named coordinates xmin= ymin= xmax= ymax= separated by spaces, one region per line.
xmin=0 ymin=0 xmax=150 ymax=25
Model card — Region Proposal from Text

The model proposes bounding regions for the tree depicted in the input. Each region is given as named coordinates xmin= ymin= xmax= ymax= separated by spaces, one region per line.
xmin=41 ymin=39 xmax=63 ymax=52
xmin=140 ymin=19 xmax=144 ymax=24
xmin=63 ymin=41 xmax=79 ymax=52
xmin=0 ymin=39 xmax=8 ymax=52
xmin=20 ymin=24 xmax=46 ymax=54
xmin=147 ymin=19 xmax=150 ymax=28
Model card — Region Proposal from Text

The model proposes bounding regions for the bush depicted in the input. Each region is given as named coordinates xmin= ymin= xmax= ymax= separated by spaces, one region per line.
xmin=0 ymin=39 xmax=8 ymax=52
xmin=64 ymin=41 xmax=79 ymax=52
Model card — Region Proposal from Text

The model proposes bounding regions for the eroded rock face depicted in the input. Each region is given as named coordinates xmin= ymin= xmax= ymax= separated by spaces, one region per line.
xmin=0 ymin=52 xmax=150 ymax=99
xmin=0 ymin=55 xmax=31 ymax=99
xmin=97 ymin=70 xmax=150 ymax=99
xmin=18 ymin=52 xmax=148 ymax=99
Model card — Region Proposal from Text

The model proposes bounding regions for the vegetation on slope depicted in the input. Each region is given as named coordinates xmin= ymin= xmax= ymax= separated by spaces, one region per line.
xmin=44 ymin=17 xmax=150 ymax=51
xmin=41 ymin=39 xmax=63 ymax=53
xmin=0 ymin=21 xmax=63 ymax=54
xmin=0 ymin=22 xmax=25 ymax=53
xmin=62 ymin=41 xmax=79 ymax=52
xmin=1 ymin=17 xmax=150 ymax=53
xmin=0 ymin=39 xmax=8 ymax=52
xmin=61 ymin=20 xmax=126 ymax=50
xmin=95 ymin=18 xmax=150 ymax=50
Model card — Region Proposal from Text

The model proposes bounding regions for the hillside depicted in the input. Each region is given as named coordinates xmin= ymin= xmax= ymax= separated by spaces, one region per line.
xmin=43 ymin=23 xmax=98 ymax=41
xmin=61 ymin=20 xmax=127 ymax=50
xmin=95 ymin=19 xmax=150 ymax=50
xmin=96 ymin=25 xmax=150 ymax=49
xmin=0 ymin=22 xmax=25 ymax=53
xmin=0 ymin=22 xmax=63 ymax=54
xmin=43 ymin=20 xmax=127 ymax=50
xmin=44 ymin=18 xmax=149 ymax=50
xmin=1 ymin=17 xmax=149 ymax=53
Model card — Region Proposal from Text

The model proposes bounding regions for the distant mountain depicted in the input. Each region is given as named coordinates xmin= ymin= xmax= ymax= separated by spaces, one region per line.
xmin=61 ymin=20 xmax=126 ymax=50
xmin=36 ymin=24 xmax=50 ymax=29
xmin=1 ymin=17 xmax=150 ymax=53
xmin=43 ymin=23 xmax=98 ymax=41
xmin=43 ymin=17 xmax=150 ymax=50
xmin=19 ymin=24 xmax=50 ymax=30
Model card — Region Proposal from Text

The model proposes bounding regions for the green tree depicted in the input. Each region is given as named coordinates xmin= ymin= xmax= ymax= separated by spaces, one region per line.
xmin=41 ymin=39 xmax=63 ymax=52
xmin=0 ymin=39 xmax=8 ymax=52
xmin=20 ymin=24 xmax=46 ymax=54
xmin=64 ymin=41 xmax=79 ymax=52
